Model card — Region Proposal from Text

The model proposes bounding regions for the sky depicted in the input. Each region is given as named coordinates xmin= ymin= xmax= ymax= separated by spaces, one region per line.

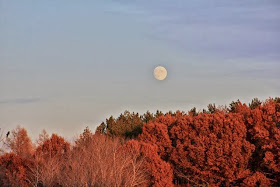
xmin=1 ymin=0 xmax=279 ymax=140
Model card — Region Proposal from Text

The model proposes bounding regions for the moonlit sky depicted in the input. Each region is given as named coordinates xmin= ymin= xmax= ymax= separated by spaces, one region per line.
xmin=1 ymin=0 xmax=279 ymax=139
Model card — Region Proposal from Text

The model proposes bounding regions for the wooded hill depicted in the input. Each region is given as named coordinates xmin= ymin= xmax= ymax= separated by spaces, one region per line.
xmin=0 ymin=97 xmax=279 ymax=186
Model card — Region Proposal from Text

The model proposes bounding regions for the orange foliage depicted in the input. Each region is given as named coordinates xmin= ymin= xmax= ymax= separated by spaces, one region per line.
xmin=123 ymin=140 xmax=174 ymax=186
xmin=36 ymin=134 xmax=70 ymax=158
xmin=140 ymin=112 xmax=256 ymax=186
xmin=0 ymin=153 xmax=31 ymax=187
xmin=138 ymin=98 xmax=280 ymax=186
xmin=241 ymin=99 xmax=280 ymax=183
xmin=242 ymin=172 xmax=271 ymax=186
xmin=6 ymin=126 xmax=33 ymax=157
xmin=0 ymin=97 xmax=279 ymax=186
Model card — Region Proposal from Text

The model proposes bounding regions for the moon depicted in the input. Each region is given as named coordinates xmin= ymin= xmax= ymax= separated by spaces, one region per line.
xmin=154 ymin=66 xmax=167 ymax=80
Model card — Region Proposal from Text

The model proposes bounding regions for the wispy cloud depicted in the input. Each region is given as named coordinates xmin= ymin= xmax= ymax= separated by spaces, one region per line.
xmin=112 ymin=0 xmax=280 ymax=60
xmin=0 ymin=97 xmax=41 ymax=104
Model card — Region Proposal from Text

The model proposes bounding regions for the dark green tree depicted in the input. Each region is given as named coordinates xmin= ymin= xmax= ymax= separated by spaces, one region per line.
xmin=95 ymin=122 xmax=106 ymax=134
xmin=141 ymin=111 xmax=155 ymax=123
xmin=76 ymin=126 xmax=93 ymax=147
xmin=228 ymin=99 xmax=241 ymax=113
xmin=249 ymin=98 xmax=261 ymax=109
xmin=188 ymin=107 xmax=198 ymax=116
xmin=155 ymin=110 xmax=164 ymax=117
xmin=274 ymin=97 xmax=280 ymax=103
xmin=95 ymin=111 xmax=143 ymax=139
xmin=207 ymin=103 xmax=216 ymax=113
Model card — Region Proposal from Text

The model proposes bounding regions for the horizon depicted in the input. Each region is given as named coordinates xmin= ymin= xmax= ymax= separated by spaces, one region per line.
xmin=1 ymin=0 xmax=279 ymax=140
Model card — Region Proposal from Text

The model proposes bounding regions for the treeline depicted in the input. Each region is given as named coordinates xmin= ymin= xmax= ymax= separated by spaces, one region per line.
xmin=0 ymin=97 xmax=279 ymax=186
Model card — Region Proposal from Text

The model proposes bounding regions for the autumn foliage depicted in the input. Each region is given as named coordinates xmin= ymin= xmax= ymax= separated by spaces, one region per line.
xmin=0 ymin=97 xmax=279 ymax=186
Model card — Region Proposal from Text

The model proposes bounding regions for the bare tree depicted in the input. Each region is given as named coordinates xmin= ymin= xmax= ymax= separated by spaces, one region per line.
xmin=61 ymin=134 xmax=150 ymax=187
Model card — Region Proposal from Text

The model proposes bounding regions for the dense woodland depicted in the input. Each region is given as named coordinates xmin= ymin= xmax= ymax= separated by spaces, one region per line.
xmin=0 ymin=97 xmax=279 ymax=186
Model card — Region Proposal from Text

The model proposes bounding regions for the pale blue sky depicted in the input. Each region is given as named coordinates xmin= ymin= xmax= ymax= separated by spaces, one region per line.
xmin=0 ymin=0 xmax=279 ymax=139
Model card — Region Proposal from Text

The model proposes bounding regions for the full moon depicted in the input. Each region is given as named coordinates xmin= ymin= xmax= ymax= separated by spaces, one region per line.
xmin=154 ymin=66 xmax=167 ymax=80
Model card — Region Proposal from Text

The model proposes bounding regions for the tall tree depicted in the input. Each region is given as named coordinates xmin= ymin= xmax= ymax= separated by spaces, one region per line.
xmin=142 ymin=111 xmax=155 ymax=123
xmin=36 ymin=129 xmax=49 ymax=146
xmin=249 ymin=98 xmax=262 ymax=109
xmin=75 ymin=126 xmax=94 ymax=148
xmin=6 ymin=126 xmax=33 ymax=157
xmin=96 ymin=111 xmax=143 ymax=138
xmin=36 ymin=134 xmax=70 ymax=158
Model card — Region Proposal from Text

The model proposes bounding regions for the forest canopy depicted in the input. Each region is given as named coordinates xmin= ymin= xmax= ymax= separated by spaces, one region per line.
xmin=0 ymin=97 xmax=279 ymax=186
